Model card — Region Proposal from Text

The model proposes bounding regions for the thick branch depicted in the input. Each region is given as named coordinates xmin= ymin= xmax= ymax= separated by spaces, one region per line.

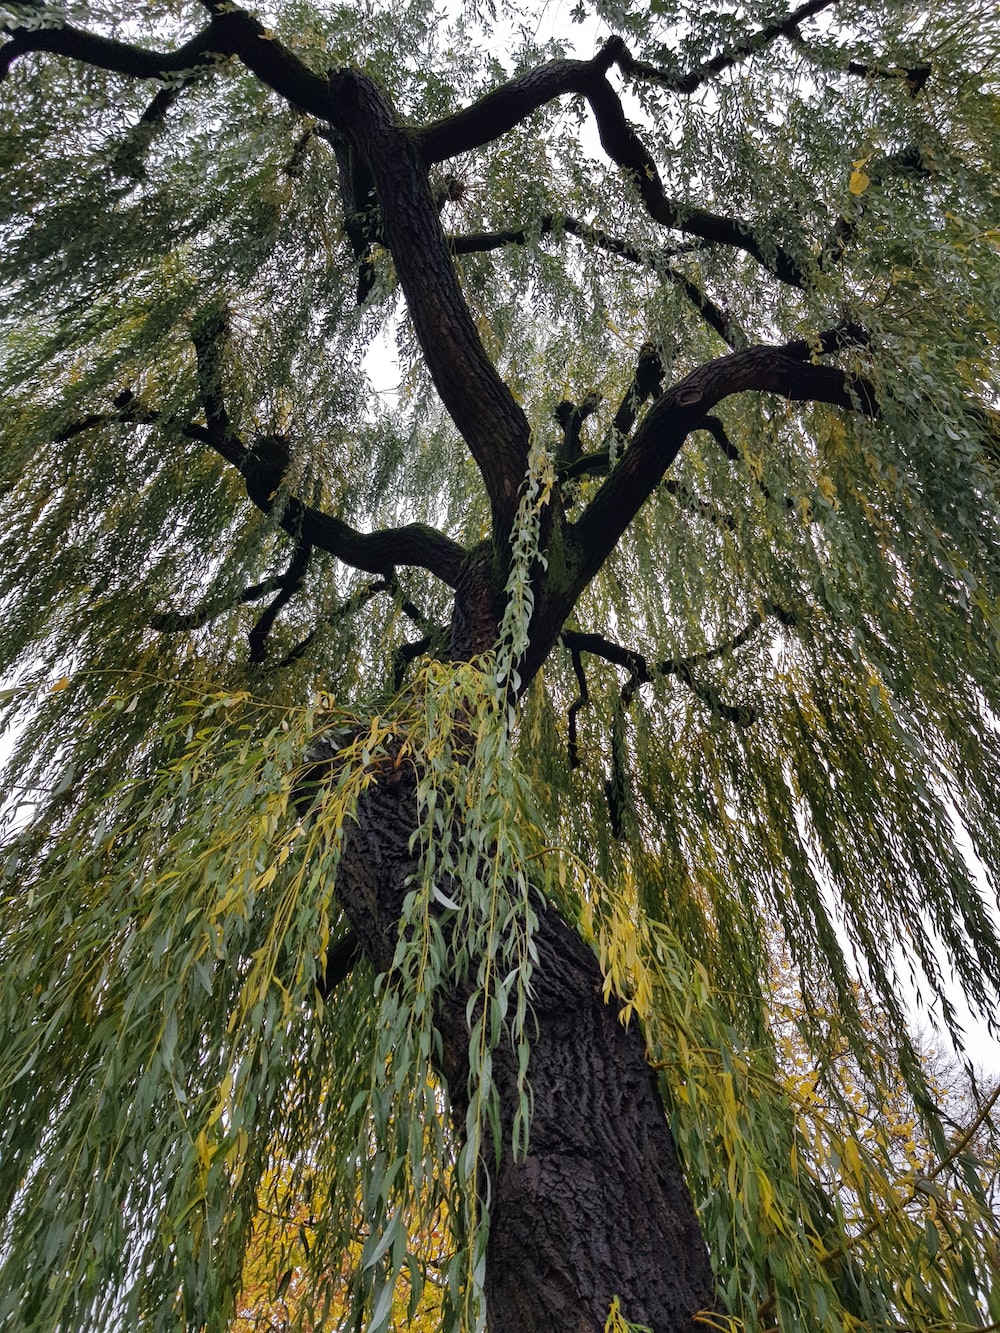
xmin=329 ymin=67 xmax=530 ymax=539
xmin=611 ymin=342 xmax=666 ymax=441
xmin=563 ymin=620 xmax=765 ymax=686
xmin=191 ymin=303 xmax=237 ymax=451
xmin=0 ymin=18 xmax=220 ymax=82
xmin=189 ymin=307 xmax=467 ymax=584
xmin=243 ymin=471 xmax=466 ymax=585
xmin=421 ymin=43 xmax=622 ymax=162
xmin=449 ymin=214 xmax=702 ymax=265
xmin=2 ymin=2 xmax=340 ymax=122
xmin=567 ymin=646 xmax=590 ymax=768
xmin=110 ymin=79 xmax=198 ymax=177
xmin=425 ymin=42 xmax=809 ymax=287
xmin=559 ymin=344 xmax=663 ymax=483
xmin=391 ymin=634 xmax=434 ymax=691
xmin=555 ymin=392 xmax=602 ymax=466
xmin=196 ymin=2 xmax=333 ymax=119
xmin=841 ymin=60 xmax=931 ymax=94
xmin=584 ymin=58 xmax=810 ymax=287
xmin=572 ymin=336 xmax=876 ymax=594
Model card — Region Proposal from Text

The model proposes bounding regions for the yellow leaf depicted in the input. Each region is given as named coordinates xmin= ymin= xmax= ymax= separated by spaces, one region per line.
xmin=849 ymin=170 xmax=871 ymax=195
xmin=195 ymin=1129 xmax=213 ymax=1169
xmin=49 ymin=676 xmax=70 ymax=692
xmin=842 ymin=1134 xmax=864 ymax=1185
xmin=207 ymin=1070 xmax=234 ymax=1127
xmin=818 ymin=475 xmax=838 ymax=506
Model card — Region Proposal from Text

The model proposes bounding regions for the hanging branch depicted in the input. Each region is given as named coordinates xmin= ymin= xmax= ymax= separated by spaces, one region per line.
xmin=695 ymin=414 xmax=789 ymax=508
xmin=247 ymin=542 xmax=313 ymax=665
xmin=663 ymin=478 xmax=737 ymax=530
xmin=615 ymin=0 xmax=839 ymax=95
xmin=450 ymin=215 xmax=746 ymax=348
xmin=276 ymin=577 xmax=393 ymax=669
xmin=567 ymin=645 xmax=590 ymax=769
xmin=561 ymin=606 xmax=794 ymax=744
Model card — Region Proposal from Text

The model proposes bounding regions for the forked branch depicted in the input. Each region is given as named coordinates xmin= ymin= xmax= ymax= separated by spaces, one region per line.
xmin=247 ymin=542 xmax=313 ymax=665
xmin=424 ymin=41 xmax=809 ymax=287
xmin=571 ymin=331 xmax=876 ymax=592
xmin=188 ymin=309 xmax=467 ymax=585
xmin=562 ymin=605 xmax=795 ymax=762
xmin=616 ymin=0 xmax=839 ymax=95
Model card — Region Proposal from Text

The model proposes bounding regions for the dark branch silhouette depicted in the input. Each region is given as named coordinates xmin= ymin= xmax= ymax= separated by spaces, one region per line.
xmin=189 ymin=307 xmax=467 ymax=584
xmin=450 ymin=216 xmax=745 ymax=347
xmin=569 ymin=330 xmax=877 ymax=600
xmin=277 ymin=577 xmax=442 ymax=675
xmin=562 ymin=603 xmax=796 ymax=744
xmin=247 ymin=542 xmax=313 ymax=665
xmin=423 ymin=40 xmax=810 ymax=286
xmin=614 ymin=0 xmax=840 ymax=95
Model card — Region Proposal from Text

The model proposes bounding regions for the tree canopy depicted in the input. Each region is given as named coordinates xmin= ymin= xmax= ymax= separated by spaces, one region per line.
xmin=1 ymin=0 xmax=999 ymax=1330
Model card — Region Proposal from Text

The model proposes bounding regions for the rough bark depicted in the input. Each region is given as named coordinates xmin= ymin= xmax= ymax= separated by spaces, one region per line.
xmin=325 ymin=749 xmax=715 ymax=1333
xmin=300 ymin=556 xmax=716 ymax=1331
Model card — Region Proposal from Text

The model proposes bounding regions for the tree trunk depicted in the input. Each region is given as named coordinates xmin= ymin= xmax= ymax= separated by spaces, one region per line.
xmin=329 ymin=746 xmax=715 ymax=1333
xmin=479 ymin=904 xmax=715 ymax=1332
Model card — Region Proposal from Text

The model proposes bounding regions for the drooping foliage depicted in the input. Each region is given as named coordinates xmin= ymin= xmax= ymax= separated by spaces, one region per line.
xmin=1 ymin=0 xmax=999 ymax=1329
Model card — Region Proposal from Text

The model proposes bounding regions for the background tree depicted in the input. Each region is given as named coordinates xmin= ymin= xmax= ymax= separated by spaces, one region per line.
xmin=1 ymin=0 xmax=999 ymax=1330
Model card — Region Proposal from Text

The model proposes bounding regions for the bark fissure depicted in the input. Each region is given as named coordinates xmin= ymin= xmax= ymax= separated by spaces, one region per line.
xmin=321 ymin=757 xmax=716 ymax=1332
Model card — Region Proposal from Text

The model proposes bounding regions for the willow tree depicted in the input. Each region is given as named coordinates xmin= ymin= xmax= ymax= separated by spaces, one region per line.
xmin=2 ymin=0 xmax=1000 ymax=1329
